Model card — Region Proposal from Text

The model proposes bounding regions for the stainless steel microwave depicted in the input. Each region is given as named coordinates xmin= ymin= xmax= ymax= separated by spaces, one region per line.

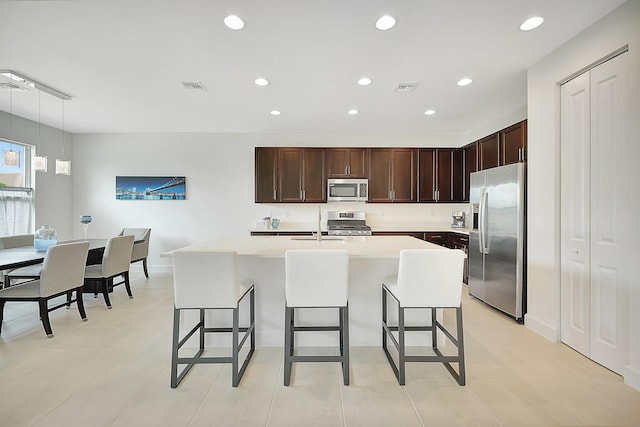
xmin=327 ymin=178 xmax=368 ymax=202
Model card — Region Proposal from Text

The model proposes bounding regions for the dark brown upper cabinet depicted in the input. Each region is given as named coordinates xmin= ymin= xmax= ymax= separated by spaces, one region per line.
xmin=279 ymin=148 xmax=326 ymax=203
xmin=479 ymin=132 xmax=500 ymax=170
xmin=368 ymin=148 xmax=417 ymax=203
xmin=500 ymin=120 xmax=527 ymax=165
xmin=325 ymin=148 xmax=368 ymax=177
xmin=419 ymin=149 xmax=464 ymax=203
xmin=255 ymin=147 xmax=279 ymax=203
xmin=463 ymin=142 xmax=478 ymax=201
xmin=255 ymin=147 xmax=325 ymax=203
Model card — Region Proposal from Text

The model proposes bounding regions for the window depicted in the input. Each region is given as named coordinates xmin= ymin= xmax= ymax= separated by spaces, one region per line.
xmin=0 ymin=139 xmax=34 ymax=236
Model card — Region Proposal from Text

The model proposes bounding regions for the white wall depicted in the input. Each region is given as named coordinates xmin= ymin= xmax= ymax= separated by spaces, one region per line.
xmin=71 ymin=132 xmax=469 ymax=270
xmin=527 ymin=0 xmax=640 ymax=389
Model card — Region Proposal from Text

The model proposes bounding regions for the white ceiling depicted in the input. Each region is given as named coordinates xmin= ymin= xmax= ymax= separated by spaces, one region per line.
xmin=0 ymin=0 xmax=626 ymax=135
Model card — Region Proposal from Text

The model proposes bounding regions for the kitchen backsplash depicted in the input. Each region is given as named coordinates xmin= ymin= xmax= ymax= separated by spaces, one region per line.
xmin=255 ymin=202 xmax=470 ymax=229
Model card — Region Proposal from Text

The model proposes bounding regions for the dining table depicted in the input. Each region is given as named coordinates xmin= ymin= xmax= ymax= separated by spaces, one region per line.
xmin=0 ymin=239 xmax=111 ymax=271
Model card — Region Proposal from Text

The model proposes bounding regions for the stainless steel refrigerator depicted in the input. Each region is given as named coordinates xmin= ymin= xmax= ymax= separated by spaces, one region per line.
xmin=468 ymin=163 xmax=526 ymax=321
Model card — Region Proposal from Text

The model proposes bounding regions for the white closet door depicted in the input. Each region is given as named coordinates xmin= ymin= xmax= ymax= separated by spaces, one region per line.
xmin=589 ymin=54 xmax=628 ymax=374
xmin=560 ymin=72 xmax=591 ymax=357
xmin=560 ymin=52 xmax=628 ymax=375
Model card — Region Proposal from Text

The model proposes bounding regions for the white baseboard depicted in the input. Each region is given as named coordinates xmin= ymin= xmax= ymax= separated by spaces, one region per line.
xmin=624 ymin=364 xmax=640 ymax=391
xmin=524 ymin=313 xmax=559 ymax=342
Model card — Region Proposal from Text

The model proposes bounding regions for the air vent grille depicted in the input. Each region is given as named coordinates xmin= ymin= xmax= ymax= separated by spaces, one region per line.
xmin=181 ymin=82 xmax=206 ymax=91
xmin=395 ymin=82 xmax=419 ymax=92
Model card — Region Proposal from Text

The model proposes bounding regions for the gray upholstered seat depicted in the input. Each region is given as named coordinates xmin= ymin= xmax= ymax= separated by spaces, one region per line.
xmin=0 ymin=234 xmax=40 ymax=288
xmin=0 ymin=241 xmax=90 ymax=337
xmin=120 ymin=228 xmax=151 ymax=278
xmin=84 ymin=235 xmax=134 ymax=309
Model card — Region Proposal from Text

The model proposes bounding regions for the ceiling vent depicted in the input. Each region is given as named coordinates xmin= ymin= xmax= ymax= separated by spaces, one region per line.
xmin=181 ymin=82 xmax=206 ymax=91
xmin=395 ymin=82 xmax=419 ymax=92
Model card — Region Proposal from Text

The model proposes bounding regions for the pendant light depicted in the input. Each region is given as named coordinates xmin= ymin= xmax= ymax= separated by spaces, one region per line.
xmin=55 ymin=99 xmax=70 ymax=175
xmin=33 ymin=91 xmax=48 ymax=172
xmin=3 ymin=144 xmax=19 ymax=167
xmin=3 ymin=87 xmax=20 ymax=167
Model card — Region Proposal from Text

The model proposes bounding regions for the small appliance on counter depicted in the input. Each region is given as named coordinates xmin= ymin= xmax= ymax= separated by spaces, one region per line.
xmin=327 ymin=211 xmax=372 ymax=236
xmin=451 ymin=211 xmax=465 ymax=228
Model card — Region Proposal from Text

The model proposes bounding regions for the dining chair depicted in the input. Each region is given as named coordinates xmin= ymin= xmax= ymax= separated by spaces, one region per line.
xmin=382 ymin=248 xmax=466 ymax=385
xmin=0 ymin=234 xmax=38 ymax=288
xmin=120 ymin=228 xmax=151 ymax=278
xmin=284 ymin=249 xmax=350 ymax=386
xmin=83 ymin=235 xmax=134 ymax=309
xmin=0 ymin=241 xmax=90 ymax=338
xmin=171 ymin=251 xmax=255 ymax=388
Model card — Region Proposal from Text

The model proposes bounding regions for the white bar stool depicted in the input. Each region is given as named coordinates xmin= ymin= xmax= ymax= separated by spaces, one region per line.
xmin=171 ymin=251 xmax=255 ymax=388
xmin=284 ymin=249 xmax=350 ymax=386
xmin=382 ymin=248 xmax=466 ymax=385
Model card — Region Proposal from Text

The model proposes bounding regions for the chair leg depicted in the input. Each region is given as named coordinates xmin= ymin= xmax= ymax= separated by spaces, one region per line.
xmin=123 ymin=271 xmax=133 ymax=299
xmin=284 ymin=305 xmax=293 ymax=386
xmin=382 ymin=287 xmax=387 ymax=350
xmin=431 ymin=308 xmax=438 ymax=349
xmin=456 ymin=306 xmax=466 ymax=386
xmin=232 ymin=306 xmax=240 ymax=387
xmin=170 ymin=306 xmax=181 ymax=388
xmin=39 ymin=299 xmax=53 ymax=338
xmin=341 ymin=305 xmax=350 ymax=386
xmin=76 ymin=287 xmax=88 ymax=321
xmin=398 ymin=305 xmax=405 ymax=386
xmin=101 ymin=279 xmax=112 ymax=309
xmin=0 ymin=300 xmax=5 ymax=335
xmin=142 ymin=258 xmax=149 ymax=278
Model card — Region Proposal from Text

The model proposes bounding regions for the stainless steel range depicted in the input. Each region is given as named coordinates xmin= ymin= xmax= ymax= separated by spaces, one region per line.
xmin=327 ymin=211 xmax=372 ymax=236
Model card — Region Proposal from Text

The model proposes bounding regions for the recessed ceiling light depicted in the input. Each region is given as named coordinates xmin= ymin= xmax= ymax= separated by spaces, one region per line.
xmin=348 ymin=109 xmax=359 ymax=115
xmin=270 ymin=110 xmax=281 ymax=116
xmin=224 ymin=15 xmax=245 ymax=30
xmin=520 ymin=16 xmax=544 ymax=31
xmin=375 ymin=15 xmax=396 ymax=31
xmin=358 ymin=77 xmax=372 ymax=86
xmin=457 ymin=78 xmax=473 ymax=86
xmin=254 ymin=77 xmax=269 ymax=86
xmin=424 ymin=109 xmax=436 ymax=116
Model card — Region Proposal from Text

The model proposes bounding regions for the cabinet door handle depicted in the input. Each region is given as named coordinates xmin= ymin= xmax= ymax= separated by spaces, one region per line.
xmin=347 ymin=165 xmax=351 ymax=175
xmin=345 ymin=165 xmax=348 ymax=175
xmin=273 ymin=190 xmax=277 ymax=201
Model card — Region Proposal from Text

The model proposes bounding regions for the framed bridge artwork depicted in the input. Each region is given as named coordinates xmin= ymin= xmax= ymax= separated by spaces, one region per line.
xmin=115 ymin=176 xmax=186 ymax=200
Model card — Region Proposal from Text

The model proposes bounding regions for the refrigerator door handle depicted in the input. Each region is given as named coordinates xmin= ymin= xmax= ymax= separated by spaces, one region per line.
xmin=478 ymin=188 xmax=485 ymax=254
xmin=480 ymin=189 xmax=489 ymax=254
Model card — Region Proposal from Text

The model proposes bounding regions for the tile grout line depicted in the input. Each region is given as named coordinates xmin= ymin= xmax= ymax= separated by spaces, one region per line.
xmin=263 ymin=355 xmax=283 ymax=427
xmin=403 ymin=386 xmax=425 ymax=427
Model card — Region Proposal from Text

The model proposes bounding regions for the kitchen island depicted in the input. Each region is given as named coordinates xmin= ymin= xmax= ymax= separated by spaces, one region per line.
xmin=168 ymin=235 xmax=455 ymax=347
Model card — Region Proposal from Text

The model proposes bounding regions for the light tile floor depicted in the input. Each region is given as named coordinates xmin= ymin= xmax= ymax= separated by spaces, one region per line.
xmin=1 ymin=271 xmax=639 ymax=427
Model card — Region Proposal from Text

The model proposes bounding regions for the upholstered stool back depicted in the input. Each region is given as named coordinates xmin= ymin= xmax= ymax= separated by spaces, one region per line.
xmin=395 ymin=249 xmax=465 ymax=308
xmin=172 ymin=251 xmax=240 ymax=309
xmin=285 ymin=249 xmax=349 ymax=308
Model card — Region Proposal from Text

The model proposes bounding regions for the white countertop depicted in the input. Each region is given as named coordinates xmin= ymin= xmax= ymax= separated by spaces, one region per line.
xmin=168 ymin=235 xmax=447 ymax=258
